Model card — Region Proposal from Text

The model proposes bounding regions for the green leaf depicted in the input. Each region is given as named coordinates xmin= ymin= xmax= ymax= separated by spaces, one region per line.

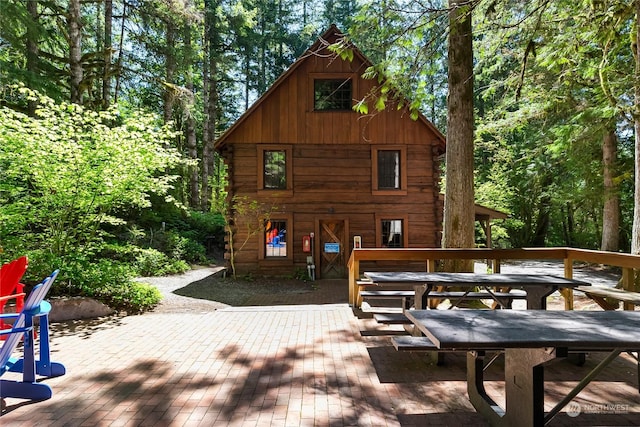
xmin=353 ymin=100 xmax=369 ymax=114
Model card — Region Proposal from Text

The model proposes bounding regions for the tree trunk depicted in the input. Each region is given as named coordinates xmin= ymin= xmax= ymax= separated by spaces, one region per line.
xmin=68 ymin=0 xmax=83 ymax=104
xmin=258 ymin=13 xmax=266 ymax=94
xmin=102 ymin=0 xmax=113 ymax=109
xmin=202 ymin=0 xmax=219 ymax=211
xmin=442 ymin=0 xmax=475 ymax=272
xmin=531 ymin=173 xmax=552 ymax=246
xmin=26 ymin=0 xmax=39 ymax=114
xmin=632 ymin=0 xmax=640 ymax=254
xmin=561 ymin=202 xmax=574 ymax=247
xmin=163 ymin=22 xmax=176 ymax=124
xmin=113 ymin=1 xmax=127 ymax=103
xmin=601 ymin=129 xmax=620 ymax=251
xmin=244 ymin=45 xmax=250 ymax=110
xmin=184 ymin=25 xmax=200 ymax=209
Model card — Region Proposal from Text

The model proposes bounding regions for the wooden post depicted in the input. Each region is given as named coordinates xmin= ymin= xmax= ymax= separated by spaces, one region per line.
xmin=622 ymin=267 xmax=634 ymax=311
xmin=492 ymin=259 xmax=501 ymax=274
xmin=562 ymin=257 xmax=574 ymax=310
xmin=349 ymin=258 xmax=358 ymax=307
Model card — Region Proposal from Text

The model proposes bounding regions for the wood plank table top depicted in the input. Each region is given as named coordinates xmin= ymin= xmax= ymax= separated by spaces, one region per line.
xmin=363 ymin=272 xmax=588 ymax=288
xmin=362 ymin=272 xmax=589 ymax=309
xmin=405 ymin=309 xmax=640 ymax=350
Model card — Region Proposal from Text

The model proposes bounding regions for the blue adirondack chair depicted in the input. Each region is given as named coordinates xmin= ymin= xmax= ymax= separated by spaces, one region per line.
xmin=0 ymin=270 xmax=65 ymax=401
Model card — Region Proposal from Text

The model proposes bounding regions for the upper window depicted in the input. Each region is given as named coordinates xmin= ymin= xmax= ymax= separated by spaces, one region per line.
xmin=377 ymin=150 xmax=400 ymax=189
xmin=314 ymin=79 xmax=352 ymax=111
xmin=372 ymin=146 xmax=407 ymax=195
xmin=264 ymin=150 xmax=286 ymax=189
xmin=258 ymin=145 xmax=293 ymax=196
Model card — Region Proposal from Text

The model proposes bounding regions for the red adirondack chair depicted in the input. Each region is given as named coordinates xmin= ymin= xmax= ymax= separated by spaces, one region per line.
xmin=0 ymin=256 xmax=28 ymax=335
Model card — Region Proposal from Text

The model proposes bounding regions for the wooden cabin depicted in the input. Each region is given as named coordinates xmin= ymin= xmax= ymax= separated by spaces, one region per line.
xmin=215 ymin=25 xmax=446 ymax=278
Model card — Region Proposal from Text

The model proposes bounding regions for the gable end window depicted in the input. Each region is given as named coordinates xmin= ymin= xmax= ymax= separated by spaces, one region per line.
xmin=258 ymin=145 xmax=293 ymax=196
xmin=314 ymin=79 xmax=352 ymax=111
xmin=372 ymin=146 xmax=407 ymax=195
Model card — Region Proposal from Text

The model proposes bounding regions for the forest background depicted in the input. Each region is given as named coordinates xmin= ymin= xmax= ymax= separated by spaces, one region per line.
xmin=0 ymin=0 xmax=635 ymax=311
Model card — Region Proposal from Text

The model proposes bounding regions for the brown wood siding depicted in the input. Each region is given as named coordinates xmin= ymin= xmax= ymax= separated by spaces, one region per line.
xmin=227 ymin=141 xmax=442 ymax=275
xmin=221 ymin=53 xmax=438 ymax=148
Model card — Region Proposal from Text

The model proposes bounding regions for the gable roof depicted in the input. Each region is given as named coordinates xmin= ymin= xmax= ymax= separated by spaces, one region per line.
xmin=215 ymin=24 xmax=446 ymax=150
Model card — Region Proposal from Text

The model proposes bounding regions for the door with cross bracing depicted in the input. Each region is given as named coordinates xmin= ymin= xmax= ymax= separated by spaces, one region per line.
xmin=319 ymin=219 xmax=346 ymax=279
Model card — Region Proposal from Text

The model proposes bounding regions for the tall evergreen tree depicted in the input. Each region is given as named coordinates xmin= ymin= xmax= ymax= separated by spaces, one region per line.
xmin=442 ymin=0 xmax=476 ymax=269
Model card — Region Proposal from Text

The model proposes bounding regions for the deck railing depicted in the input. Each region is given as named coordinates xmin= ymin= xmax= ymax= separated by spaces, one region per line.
xmin=347 ymin=247 xmax=640 ymax=309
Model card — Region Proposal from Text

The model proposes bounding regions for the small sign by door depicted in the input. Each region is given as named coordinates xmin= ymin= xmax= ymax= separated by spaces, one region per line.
xmin=324 ymin=243 xmax=340 ymax=253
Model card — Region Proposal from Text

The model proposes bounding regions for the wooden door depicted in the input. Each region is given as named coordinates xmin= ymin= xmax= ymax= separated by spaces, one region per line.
xmin=319 ymin=220 xmax=346 ymax=279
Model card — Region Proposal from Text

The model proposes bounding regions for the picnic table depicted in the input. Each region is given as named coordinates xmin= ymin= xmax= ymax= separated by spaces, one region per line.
xmin=362 ymin=272 xmax=589 ymax=309
xmin=405 ymin=309 xmax=640 ymax=427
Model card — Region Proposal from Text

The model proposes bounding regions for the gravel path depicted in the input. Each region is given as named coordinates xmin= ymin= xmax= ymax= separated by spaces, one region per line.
xmin=136 ymin=266 xmax=230 ymax=313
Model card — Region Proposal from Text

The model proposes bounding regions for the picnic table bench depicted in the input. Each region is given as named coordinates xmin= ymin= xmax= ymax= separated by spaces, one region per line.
xmin=361 ymin=288 xmax=527 ymax=309
xmin=575 ymin=285 xmax=640 ymax=310
xmin=373 ymin=312 xmax=412 ymax=325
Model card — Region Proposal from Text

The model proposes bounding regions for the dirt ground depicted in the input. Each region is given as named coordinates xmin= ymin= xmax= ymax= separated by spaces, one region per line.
xmin=145 ymin=260 xmax=622 ymax=313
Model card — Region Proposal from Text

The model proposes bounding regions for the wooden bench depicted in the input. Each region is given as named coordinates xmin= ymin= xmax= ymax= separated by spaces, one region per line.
xmin=360 ymin=289 xmax=527 ymax=309
xmin=359 ymin=290 xmax=415 ymax=309
xmin=360 ymin=290 xmax=414 ymax=298
xmin=392 ymin=335 xmax=439 ymax=351
xmin=390 ymin=336 xmax=504 ymax=366
xmin=575 ymin=286 xmax=640 ymax=310
xmin=373 ymin=313 xmax=412 ymax=325
xmin=390 ymin=336 xmax=590 ymax=367
xmin=391 ymin=336 xmax=504 ymax=352
xmin=356 ymin=280 xmax=378 ymax=306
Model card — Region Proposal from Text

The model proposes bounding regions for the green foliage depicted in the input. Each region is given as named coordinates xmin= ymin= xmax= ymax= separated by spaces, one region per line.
xmin=474 ymin=0 xmax=635 ymax=250
xmin=98 ymin=243 xmax=191 ymax=276
xmin=133 ymin=248 xmax=190 ymax=277
xmin=47 ymin=256 xmax=161 ymax=314
xmin=293 ymin=268 xmax=311 ymax=281
xmin=0 ymin=86 xmax=191 ymax=312
xmin=68 ymin=261 xmax=162 ymax=314
xmin=225 ymin=195 xmax=278 ymax=278
xmin=0 ymin=86 xmax=184 ymax=257
xmin=347 ymin=1 xmax=449 ymax=129
xmin=122 ymin=204 xmax=224 ymax=263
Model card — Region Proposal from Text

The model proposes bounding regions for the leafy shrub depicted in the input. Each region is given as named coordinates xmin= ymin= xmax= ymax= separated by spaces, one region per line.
xmin=46 ymin=257 xmax=162 ymax=313
xmin=134 ymin=247 xmax=189 ymax=276
xmin=186 ymin=211 xmax=226 ymax=237
xmin=164 ymin=233 xmax=207 ymax=263
xmin=182 ymin=239 xmax=207 ymax=263
xmin=103 ymin=281 xmax=162 ymax=313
